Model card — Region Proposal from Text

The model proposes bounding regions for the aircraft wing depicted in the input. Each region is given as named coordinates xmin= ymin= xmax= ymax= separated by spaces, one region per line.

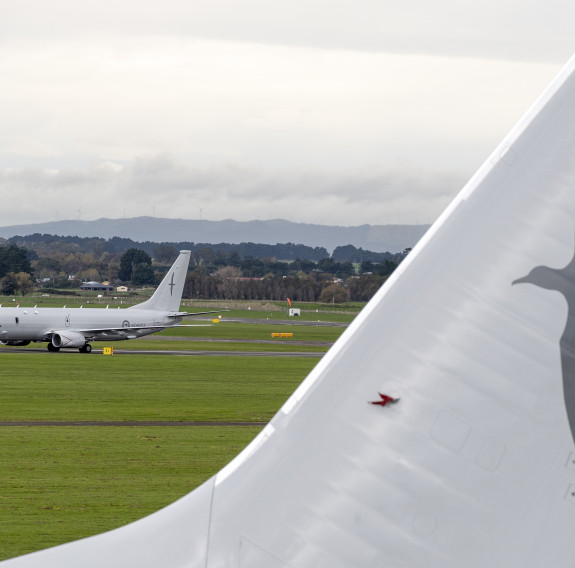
xmin=44 ymin=323 xmax=213 ymax=340
xmin=168 ymin=310 xmax=228 ymax=318
xmin=78 ymin=324 xmax=211 ymax=334
xmin=5 ymin=56 xmax=575 ymax=567
xmin=45 ymin=325 xmax=170 ymax=335
xmin=48 ymin=321 xmax=214 ymax=336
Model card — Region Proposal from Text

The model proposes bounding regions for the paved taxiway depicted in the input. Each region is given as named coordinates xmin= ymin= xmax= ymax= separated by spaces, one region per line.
xmin=0 ymin=347 xmax=324 ymax=357
xmin=0 ymin=317 xmax=341 ymax=356
xmin=143 ymin=336 xmax=333 ymax=347
xmin=0 ymin=421 xmax=265 ymax=427
xmin=221 ymin=317 xmax=348 ymax=327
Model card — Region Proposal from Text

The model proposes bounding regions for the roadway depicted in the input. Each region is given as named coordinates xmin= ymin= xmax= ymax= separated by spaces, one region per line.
xmin=0 ymin=347 xmax=325 ymax=357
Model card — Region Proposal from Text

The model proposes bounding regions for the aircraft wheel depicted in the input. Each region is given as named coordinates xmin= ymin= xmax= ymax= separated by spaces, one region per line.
xmin=47 ymin=343 xmax=60 ymax=352
xmin=79 ymin=344 xmax=92 ymax=354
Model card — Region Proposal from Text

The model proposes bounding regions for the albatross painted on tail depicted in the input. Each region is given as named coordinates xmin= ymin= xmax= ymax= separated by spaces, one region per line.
xmin=5 ymin=56 xmax=575 ymax=566
xmin=0 ymin=250 xmax=212 ymax=353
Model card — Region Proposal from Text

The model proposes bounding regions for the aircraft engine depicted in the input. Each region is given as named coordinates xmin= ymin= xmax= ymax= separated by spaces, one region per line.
xmin=51 ymin=331 xmax=86 ymax=349
xmin=0 ymin=339 xmax=31 ymax=346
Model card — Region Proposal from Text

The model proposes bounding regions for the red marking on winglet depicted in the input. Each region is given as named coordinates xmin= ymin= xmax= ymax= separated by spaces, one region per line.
xmin=369 ymin=393 xmax=399 ymax=406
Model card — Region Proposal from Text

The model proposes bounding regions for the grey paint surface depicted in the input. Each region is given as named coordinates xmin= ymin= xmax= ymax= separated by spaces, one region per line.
xmin=0 ymin=251 xmax=195 ymax=351
xmin=514 ymin=244 xmax=575 ymax=443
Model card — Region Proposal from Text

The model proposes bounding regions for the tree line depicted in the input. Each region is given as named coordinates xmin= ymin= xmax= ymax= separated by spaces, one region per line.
xmin=4 ymin=234 xmax=330 ymax=261
xmin=4 ymin=233 xmax=405 ymax=263
xmin=0 ymin=237 xmax=411 ymax=302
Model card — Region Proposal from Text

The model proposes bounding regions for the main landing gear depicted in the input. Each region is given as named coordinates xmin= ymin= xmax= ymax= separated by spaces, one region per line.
xmin=46 ymin=343 xmax=93 ymax=353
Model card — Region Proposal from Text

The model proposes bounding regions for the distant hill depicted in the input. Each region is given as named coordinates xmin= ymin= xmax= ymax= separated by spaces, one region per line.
xmin=0 ymin=217 xmax=430 ymax=254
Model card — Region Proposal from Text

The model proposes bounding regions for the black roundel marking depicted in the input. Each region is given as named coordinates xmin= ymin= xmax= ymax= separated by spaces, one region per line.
xmin=122 ymin=320 xmax=130 ymax=328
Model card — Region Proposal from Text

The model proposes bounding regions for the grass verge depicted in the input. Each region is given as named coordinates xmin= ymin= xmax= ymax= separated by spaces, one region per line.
xmin=0 ymin=354 xmax=317 ymax=422
xmin=0 ymin=426 xmax=260 ymax=560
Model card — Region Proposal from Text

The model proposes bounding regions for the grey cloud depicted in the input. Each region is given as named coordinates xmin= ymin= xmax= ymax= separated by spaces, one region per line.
xmin=0 ymin=0 xmax=572 ymax=63
xmin=128 ymin=157 xmax=257 ymax=196
xmin=0 ymin=157 xmax=464 ymax=226
xmin=0 ymin=165 xmax=116 ymax=190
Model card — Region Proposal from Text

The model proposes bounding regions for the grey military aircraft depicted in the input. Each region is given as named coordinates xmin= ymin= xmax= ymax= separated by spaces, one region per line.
xmin=0 ymin=250 xmax=208 ymax=353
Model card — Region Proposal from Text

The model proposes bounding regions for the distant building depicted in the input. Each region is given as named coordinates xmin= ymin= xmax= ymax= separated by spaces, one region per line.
xmin=116 ymin=286 xmax=128 ymax=293
xmin=80 ymin=281 xmax=114 ymax=292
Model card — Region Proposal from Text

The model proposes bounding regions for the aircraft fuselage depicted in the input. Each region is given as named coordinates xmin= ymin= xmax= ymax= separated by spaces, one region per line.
xmin=0 ymin=306 xmax=179 ymax=344
xmin=0 ymin=250 xmax=195 ymax=352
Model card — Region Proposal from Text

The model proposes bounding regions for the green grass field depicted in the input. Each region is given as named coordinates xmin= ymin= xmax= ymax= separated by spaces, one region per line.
xmin=159 ymin=321 xmax=345 ymax=342
xmin=8 ymin=296 xmax=362 ymax=324
xmin=12 ymin=320 xmax=346 ymax=352
xmin=0 ymin=354 xmax=318 ymax=559
xmin=0 ymin=426 xmax=261 ymax=558
xmin=0 ymin=354 xmax=316 ymax=422
xmin=124 ymin=339 xmax=329 ymax=353
xmin=0 ymin=303 xmax=354 ymax=561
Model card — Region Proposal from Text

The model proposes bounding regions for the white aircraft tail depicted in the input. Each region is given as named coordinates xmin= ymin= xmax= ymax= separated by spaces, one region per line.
xmin=5 ymin=57 xmax=575 ymax=567
xmin=129 ymin=250 xmax=191 ymax=313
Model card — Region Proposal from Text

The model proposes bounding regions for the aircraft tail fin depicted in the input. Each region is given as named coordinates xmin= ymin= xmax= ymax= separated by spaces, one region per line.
xmin=129 ymin=250 xmax=191 ymax=313
xmin=6 ymin=56 xmax=575 ymax=567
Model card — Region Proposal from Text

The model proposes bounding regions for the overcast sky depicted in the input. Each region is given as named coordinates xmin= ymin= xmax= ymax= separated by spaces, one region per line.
xmin=0 ymin=0 xmax=573 ymax=227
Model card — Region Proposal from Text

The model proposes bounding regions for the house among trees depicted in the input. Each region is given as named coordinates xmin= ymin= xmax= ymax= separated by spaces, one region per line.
xmin=80 ymin=281 xmax=114 ymax=292
xmin=0 ymin=237 xmax=411 ymax=302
